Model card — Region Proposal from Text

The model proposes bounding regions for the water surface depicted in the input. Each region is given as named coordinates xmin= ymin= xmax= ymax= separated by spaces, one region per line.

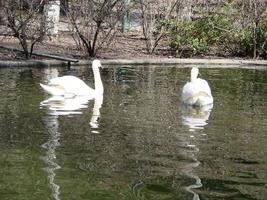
xmin=0 ymin=65 xmax=266 ymax=200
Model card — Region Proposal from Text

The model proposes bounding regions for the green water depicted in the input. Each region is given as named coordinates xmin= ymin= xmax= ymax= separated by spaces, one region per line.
xmin=0 ymin=65 xmax=266 ymax=200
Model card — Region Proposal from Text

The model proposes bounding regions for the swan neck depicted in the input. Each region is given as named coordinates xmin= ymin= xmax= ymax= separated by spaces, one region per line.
xmin=93 ymin=67 xmax=103 ymax=94
xmin=191 ymin=68 xmax=198 ymax=82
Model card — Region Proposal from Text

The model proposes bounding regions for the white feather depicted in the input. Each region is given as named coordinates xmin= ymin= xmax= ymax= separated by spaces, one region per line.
xmin=182 ymin=67 xmax=213 ymax=106
xmin=40 ymin=60 xmax=103 ymax=97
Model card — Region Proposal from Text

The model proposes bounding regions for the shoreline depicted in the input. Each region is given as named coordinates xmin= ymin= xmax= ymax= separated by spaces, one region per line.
xmin=0 ymin=58 xmax=267 ymax=69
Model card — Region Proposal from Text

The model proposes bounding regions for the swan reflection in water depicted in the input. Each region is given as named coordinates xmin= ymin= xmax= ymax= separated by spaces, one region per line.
xmin=181 ymin=104 xmax=213 ymax=200
xmin=40 ymin=95 xmax=103 ymax=200
xmin=181 ymin=104 xmax=213 ymax=132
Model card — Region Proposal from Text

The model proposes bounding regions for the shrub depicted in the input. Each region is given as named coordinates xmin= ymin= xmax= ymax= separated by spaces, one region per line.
xmin=228 ymin=22 xmax=267 ymax=58
xmin=166 ymin=7 xmax=234 ymax=57
xmin=166 ymin=3 xmax=267 ymax=59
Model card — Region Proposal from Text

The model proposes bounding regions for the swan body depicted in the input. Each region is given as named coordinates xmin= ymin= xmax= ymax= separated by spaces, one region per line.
xmin=40 ymin=60 xmax=103 ymax=97
xmin=181 ymin=67 xmax=213 ymax=106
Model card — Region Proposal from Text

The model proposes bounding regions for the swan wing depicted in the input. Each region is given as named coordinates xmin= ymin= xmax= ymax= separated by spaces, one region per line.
xmin=181 ymin=82 xmax=196 ymax=104
xmin=40 ymin=83 xmax=66 ymax=96
xmin=48 ymin=76 xmax=94 ymax=96
xmin=195 ymin=78 xmax=212 ymax=96
xmin=182 ymin=79 xmax=213 ymax=105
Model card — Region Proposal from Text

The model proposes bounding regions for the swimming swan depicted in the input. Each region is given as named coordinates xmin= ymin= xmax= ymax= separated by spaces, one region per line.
xmin=181 ymin=67 xmax=213 ymax=106
xmin=40 ymin=59 xmax=103 ymax=97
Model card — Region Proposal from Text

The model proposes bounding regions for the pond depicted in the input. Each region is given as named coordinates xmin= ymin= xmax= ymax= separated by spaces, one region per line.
xmin=0 ymin=64 xmax=266 ymax=200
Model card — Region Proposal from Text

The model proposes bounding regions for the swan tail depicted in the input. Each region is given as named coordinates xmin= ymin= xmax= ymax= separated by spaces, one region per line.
xmin=184 ymin=91 xmax=213 ymax=106
xmin=40 ymin=83 xmax=65 ymax=96
xmin=195 ymin=97 xmax=213 ymax=106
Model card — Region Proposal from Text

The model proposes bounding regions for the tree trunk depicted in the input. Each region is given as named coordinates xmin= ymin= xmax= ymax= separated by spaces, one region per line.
xmin=43 ymin=0 xmax=61 ymax=35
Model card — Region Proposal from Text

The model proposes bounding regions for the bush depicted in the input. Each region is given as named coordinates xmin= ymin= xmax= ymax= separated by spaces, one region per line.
xmin=166 ymin=4 xmax=267 ymax=59
xmin=228 ymin=22 xmax=267 ymax=58
xmin=166 ymin=7 xmax=234 ymax=57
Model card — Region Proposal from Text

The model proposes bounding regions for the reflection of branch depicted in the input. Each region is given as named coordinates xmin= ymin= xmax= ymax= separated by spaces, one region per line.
xmin=131 ymin=180 xmax=143 ymax=193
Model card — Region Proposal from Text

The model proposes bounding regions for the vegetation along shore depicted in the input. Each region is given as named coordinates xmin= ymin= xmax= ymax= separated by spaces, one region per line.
xmin=0 ymin=0 xmax=267 ymax=63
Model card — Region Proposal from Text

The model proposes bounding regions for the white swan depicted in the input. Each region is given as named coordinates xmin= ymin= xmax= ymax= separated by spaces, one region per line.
xmin=181 ymin=67 xmax=213 ymax=106
xmin=40 ymin=59 xmax=103 ymax=97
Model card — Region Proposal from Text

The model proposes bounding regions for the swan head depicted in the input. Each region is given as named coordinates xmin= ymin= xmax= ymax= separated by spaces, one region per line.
xmin=92 ymin=59 xmax=102 ymax=69
xmin=191 ymin=67 xmax=199 ymax=82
